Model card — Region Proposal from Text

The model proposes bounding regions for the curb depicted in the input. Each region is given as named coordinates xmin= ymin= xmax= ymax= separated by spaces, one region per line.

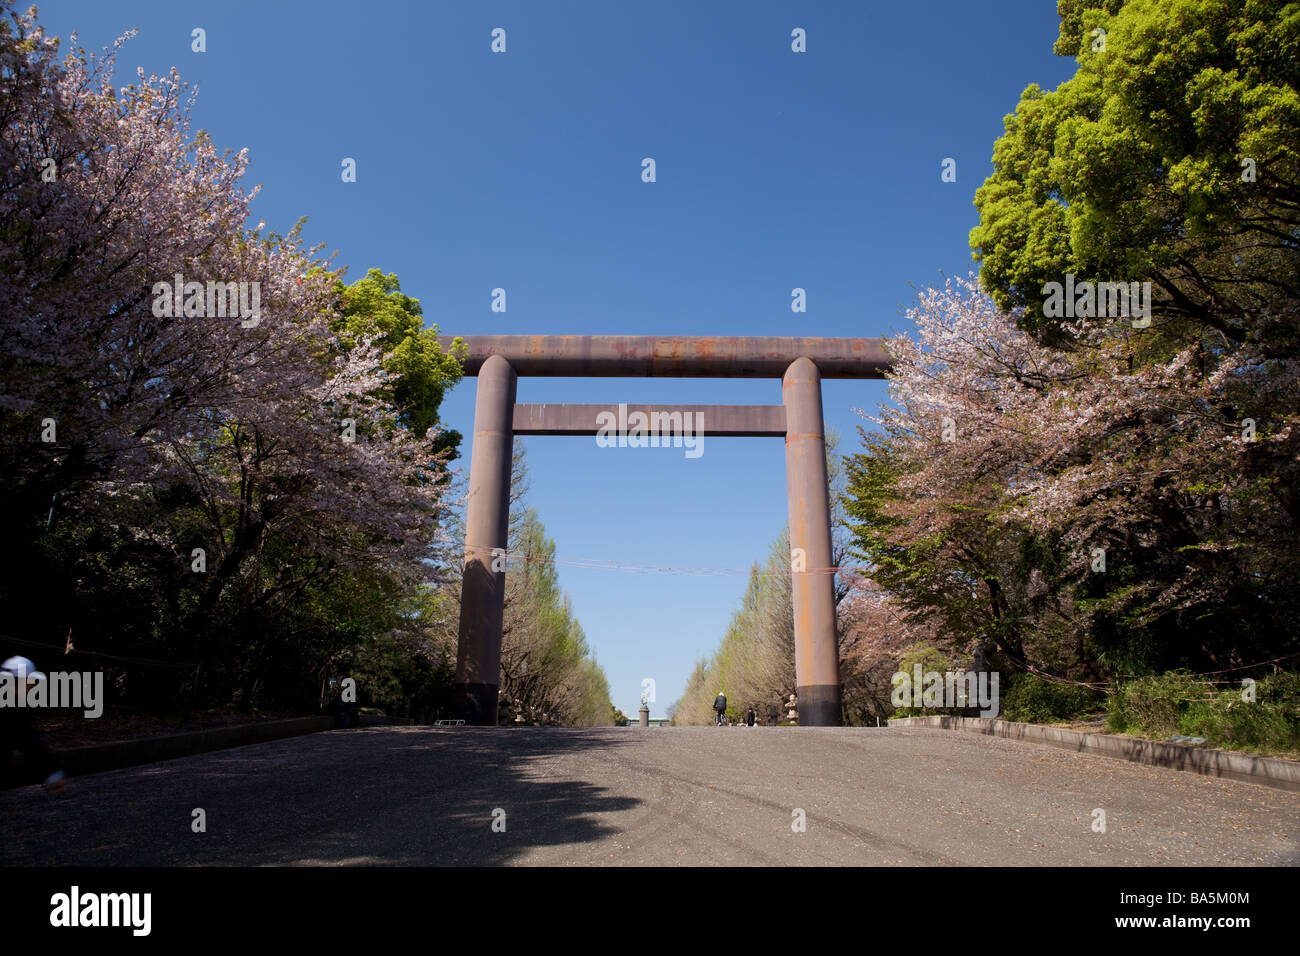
xmin=7 ymin=713 xmax=415 ymax=786
xmin=888 ymin=716 xmax=1300 ymax=792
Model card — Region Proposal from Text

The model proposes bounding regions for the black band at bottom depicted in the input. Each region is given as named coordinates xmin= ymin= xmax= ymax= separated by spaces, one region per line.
xmin=794 ymin=684 xmax=842 ymax=726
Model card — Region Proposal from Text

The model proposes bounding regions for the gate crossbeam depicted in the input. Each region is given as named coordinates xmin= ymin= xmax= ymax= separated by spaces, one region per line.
xmin=438 ymin=335 xmax=889 ymax=379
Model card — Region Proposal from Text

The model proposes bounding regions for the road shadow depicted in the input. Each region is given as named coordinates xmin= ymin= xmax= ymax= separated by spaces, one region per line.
xmin=0 ymin=727 xmax=641 ymax=866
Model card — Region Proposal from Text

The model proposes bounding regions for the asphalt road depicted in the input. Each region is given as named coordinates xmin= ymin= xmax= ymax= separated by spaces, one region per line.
xmin=2 ymin=725 xmax=1296 ymax=866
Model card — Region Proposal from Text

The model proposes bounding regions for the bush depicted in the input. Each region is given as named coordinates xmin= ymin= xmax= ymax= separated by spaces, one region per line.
xmin=1107 ymin=671 xmax=1300 ymax=755
xmin=1000 ymin=672 xmax=1103 ymax=724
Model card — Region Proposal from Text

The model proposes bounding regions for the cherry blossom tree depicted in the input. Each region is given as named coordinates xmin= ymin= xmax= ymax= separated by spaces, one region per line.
xmin=0 ymin=3 xmax=461 ymax=707
xmin=846 ymin=275 xmax=1299 ymax=679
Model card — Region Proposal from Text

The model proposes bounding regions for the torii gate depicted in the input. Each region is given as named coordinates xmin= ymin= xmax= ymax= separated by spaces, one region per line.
xmin=437 ymin=335 xmax=890 ymax=726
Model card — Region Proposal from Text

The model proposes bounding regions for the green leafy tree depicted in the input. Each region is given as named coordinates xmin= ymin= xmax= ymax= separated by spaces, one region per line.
xmin=971 ymin=0 xmax=1299 ymax=356
xmin=333 ymin=268 xmax=465 ymax=460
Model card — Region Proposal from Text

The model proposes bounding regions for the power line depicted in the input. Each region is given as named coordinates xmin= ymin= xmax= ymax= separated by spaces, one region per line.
xmin=0 ymin=634 xmax=199 ymax=668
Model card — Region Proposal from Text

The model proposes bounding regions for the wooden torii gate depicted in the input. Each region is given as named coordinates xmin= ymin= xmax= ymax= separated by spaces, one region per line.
xmin=437 ymin=335 xmax=890 ymax=726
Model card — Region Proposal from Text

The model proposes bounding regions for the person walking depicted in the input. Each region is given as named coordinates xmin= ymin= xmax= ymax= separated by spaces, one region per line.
xmin=1 ymin=657 xmax=66 ymax=792
xmin=713 ymin=690 xmax=727 ymax=726
xmin=746 ymin=705 xmax=756 ymax=727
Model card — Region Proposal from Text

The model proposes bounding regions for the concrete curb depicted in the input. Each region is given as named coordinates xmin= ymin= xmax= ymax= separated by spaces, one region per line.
xmin=5 ymin=713 xmax=416 ymax=785
xmin=888 ymin=716 xmax=1300 ymax=792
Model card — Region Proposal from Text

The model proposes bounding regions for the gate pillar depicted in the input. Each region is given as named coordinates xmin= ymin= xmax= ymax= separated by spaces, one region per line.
xmin=454 ymin=354 xmax=516 ymax=724
xmin=782 ymin=357 xmax=841 ymax=726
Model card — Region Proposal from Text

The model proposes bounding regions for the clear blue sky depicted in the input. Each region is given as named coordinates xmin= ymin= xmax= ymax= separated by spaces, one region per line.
xmin=43 ymin=1 xmax=1076 ymax=717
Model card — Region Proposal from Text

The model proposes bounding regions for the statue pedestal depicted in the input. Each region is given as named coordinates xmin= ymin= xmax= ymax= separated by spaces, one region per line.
xmin=638 ymin=706 xmax=650 ymax=727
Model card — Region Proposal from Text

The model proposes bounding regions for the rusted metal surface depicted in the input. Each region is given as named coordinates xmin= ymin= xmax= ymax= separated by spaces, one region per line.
xmin=782 ymin=357 xmax=842 ymax=726
xmin=511 ymin=403 xmax=786 ymax=437
xmin=454 ymin=355 xmax=516 ymax=725
xmin=439 ymin=335 xmax=890 ymax=378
